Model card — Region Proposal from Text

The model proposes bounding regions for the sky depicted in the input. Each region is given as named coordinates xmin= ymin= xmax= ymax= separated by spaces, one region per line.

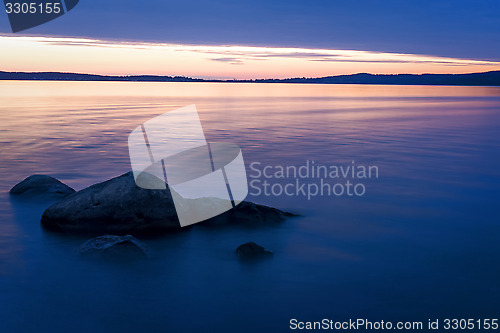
xmin=1 ymin=0 xmax=499 ymax=79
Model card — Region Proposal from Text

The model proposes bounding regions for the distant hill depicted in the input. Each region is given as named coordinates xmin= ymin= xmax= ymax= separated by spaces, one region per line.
xmin=0 ymin=71 xmax=206 ymax=82
xmin=1 ymin=70 xmax=500 ymax=86
xmin=250 ymin=71 xmax=500 ymax=86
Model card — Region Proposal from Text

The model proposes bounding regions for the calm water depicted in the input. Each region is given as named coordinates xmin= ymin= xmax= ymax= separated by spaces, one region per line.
xmin=0 ymin=81 xmax=499 ymax=332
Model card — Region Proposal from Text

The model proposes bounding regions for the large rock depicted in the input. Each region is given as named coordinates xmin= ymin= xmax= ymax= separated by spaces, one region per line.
xmin=79 ymin=235 xmax=149 ymax=259
xmin=10 ymin=174 xmax=75 ymax=197
xmin=41 ymin=172 xmax=178 ymax=233
xmin=235 ymin=242 xmax=273 ymax=260
xmin=41 ymin=172 xmax=295 ymax=234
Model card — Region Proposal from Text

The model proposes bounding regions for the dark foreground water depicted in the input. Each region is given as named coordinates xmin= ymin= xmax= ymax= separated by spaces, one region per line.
xmin=0 ymin=81 xmax=499 ymax=333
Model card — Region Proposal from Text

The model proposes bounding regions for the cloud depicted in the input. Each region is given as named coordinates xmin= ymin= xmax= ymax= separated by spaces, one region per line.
xmin=210 ymin=57 xmax=244 ymax=65
xmin=6 ymin=34 xmax=498 ymax=67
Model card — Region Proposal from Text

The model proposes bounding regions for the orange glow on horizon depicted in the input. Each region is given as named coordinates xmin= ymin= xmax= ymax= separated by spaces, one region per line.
xmin=1 ymin=35 xmax=499 ymax=79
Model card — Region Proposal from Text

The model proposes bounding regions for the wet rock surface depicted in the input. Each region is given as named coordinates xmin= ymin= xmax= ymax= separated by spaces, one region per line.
xmin=10 ymin=174 xmax=75 ymax=198
xmin=41 ymin=172 xmax=296 ymax=234
xmin=79 ymin=235 xmax=149 ymax=259
xmin=235 ymin=242 xmax=273 ymax=260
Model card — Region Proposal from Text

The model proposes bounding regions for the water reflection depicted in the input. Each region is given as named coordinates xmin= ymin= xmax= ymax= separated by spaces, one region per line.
xmin=0 ymin=81 xmax=499 ymax=332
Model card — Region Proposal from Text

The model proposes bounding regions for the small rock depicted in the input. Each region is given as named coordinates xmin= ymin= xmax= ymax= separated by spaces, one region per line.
xmin=206 ymin=201 xmax=296 ymax=226
xmin=235 ymin=242 xmax=273 ymax=260
xmin=79 ymin=235 xmax=149 ymax=259
xmin=10 ymin=175 xmax=75 ymax=197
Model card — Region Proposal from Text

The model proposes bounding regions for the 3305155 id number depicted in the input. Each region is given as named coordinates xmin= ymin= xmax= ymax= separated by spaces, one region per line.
xmin=444 ymin=319 xmax=498 ymax=330
xmin=5 ymin=2 xmax=61 ymax=14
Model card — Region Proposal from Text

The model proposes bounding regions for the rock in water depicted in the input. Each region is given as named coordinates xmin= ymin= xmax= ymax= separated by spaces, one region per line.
xmin=41 ymin=171 xmax=295 ymax=234
xmin=41 ymin=172 xmax=179 ymax=234
xmin=202 ymin=200 xmax=296 ymax=227
xmin=235 ymin=242 xmax=273 ymax=260
xmin=10 ymin=175 xmax=75 ymax=197
xmin=79 ymin=235 xmax=149 ymax=259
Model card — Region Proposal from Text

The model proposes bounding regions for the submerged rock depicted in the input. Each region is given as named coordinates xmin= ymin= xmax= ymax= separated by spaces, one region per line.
xmin=41 ymin=172 xmax=295 ymax=234
xmin=235 ymin=242 xmax=273 ymax=260
xmin=79 ymin=235 xmax=149 ymax=259
xmin=10 ymin=174 xmax=75 ymax=197
xmin=202 ymin=200 xmax=296 ymax=227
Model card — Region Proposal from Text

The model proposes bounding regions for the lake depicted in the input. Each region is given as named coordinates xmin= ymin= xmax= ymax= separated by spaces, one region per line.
xmin=0 ymin=81 xmax=499 ymax=332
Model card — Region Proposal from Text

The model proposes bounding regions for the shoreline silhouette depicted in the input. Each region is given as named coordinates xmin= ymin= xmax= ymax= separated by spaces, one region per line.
xmin=1 ymin=70 xmax=499 ymax=86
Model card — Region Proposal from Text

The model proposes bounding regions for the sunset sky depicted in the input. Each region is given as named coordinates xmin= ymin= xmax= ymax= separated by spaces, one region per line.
xmin=1 ymin=35 xmax=500 ymax=79
xmin=1 ymin=0 xmax=499 ymax=79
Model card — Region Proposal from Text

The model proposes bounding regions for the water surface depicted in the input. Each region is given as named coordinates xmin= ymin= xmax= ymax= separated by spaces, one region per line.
xmin=0 ymin=81 xmax=499 ymax=332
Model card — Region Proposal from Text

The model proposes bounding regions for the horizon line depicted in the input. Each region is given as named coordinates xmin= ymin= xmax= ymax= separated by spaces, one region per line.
xmin=1 ymin=69 xmax=499 ymax=86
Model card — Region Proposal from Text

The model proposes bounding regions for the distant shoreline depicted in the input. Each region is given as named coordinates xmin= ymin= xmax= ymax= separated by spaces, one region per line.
xmin=1 ymin=70 xmax=500 ymax=86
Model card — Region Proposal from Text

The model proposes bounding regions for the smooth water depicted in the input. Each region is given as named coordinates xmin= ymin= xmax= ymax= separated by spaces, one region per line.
xmin=0 ymin=81 xmax=499 ymax=332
